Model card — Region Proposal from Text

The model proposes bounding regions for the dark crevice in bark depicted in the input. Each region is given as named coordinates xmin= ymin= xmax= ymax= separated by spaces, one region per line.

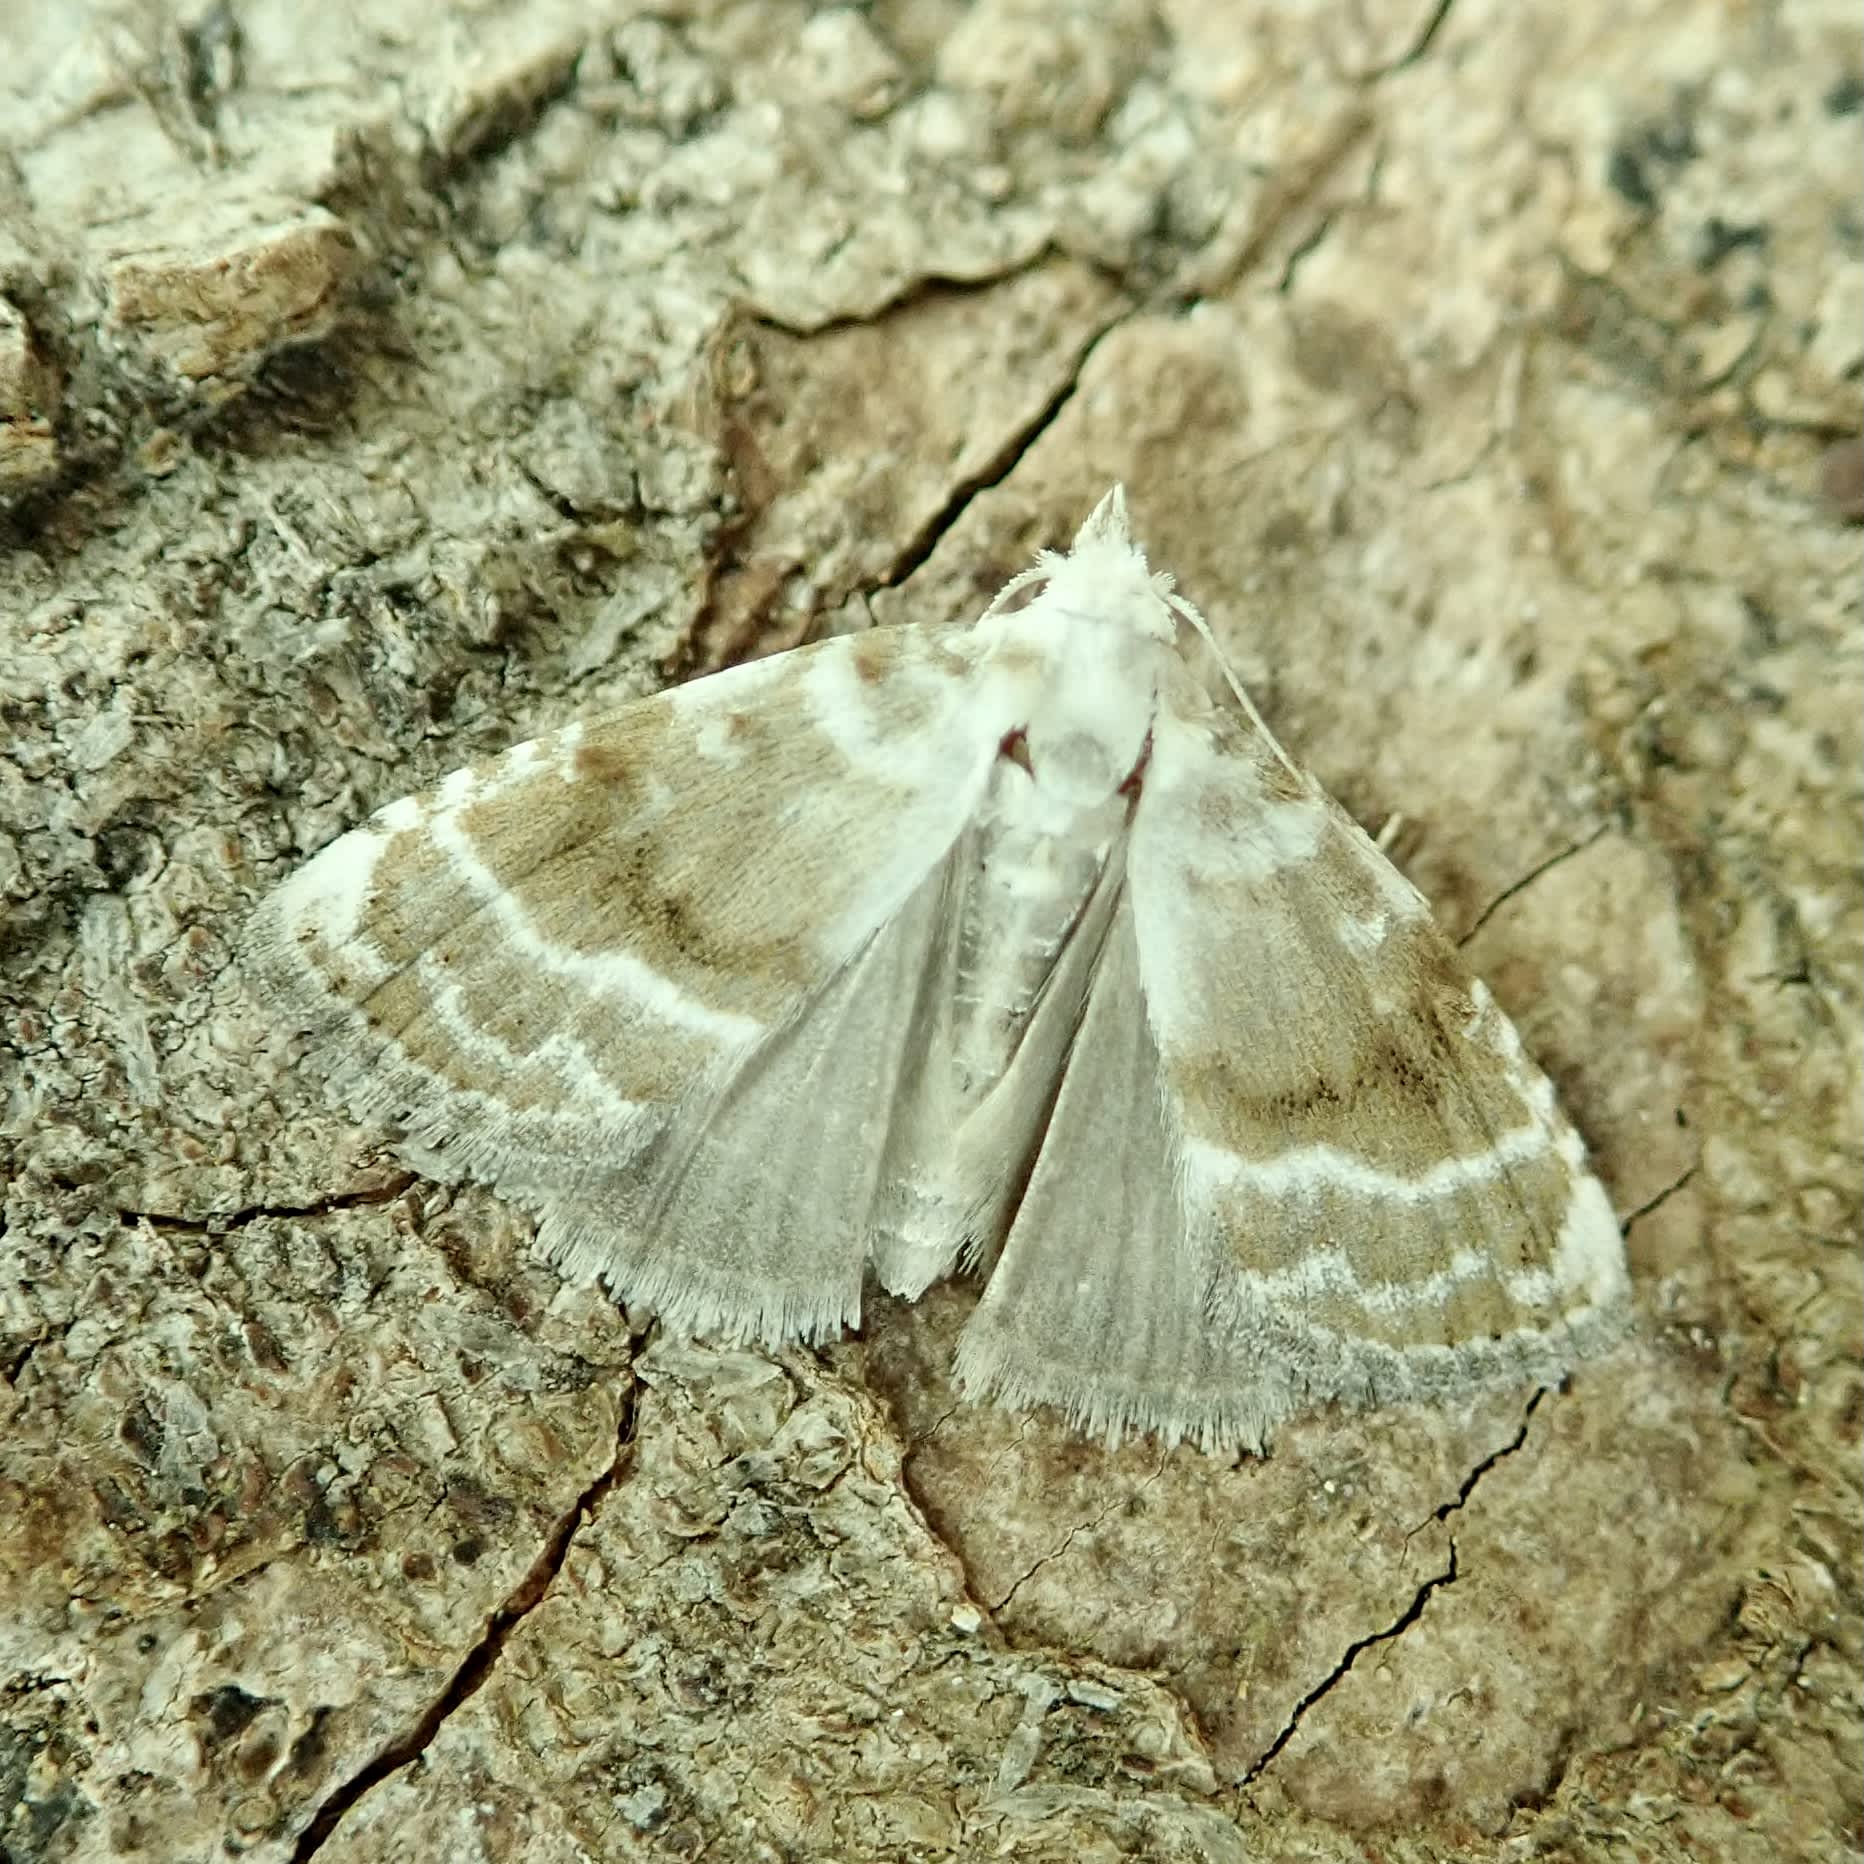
xmin=1383 ymin=0 xmax=1459 ymax=72
xmin=988 ymin=1461 xmax=1166 ymax=1615
xmin=290 ymin=1384 xmax=639 ymax=1860
xmin=1165 ymin=109 xmax=1375 ymax=306
xmin=121 ymin=1172 xmax=420 ymax=1237
xmin=1619 ymin=1162 xmax=1698 ymax=1234
xmin=1276 ymin=213 xmax=1339 ymax=294
xmin=1413 ymin=1390 xmax=1543 ymax=1542
xmin=1246 ymin=1542 xmax=1461 ymax=1782
xmin=876 ymin=303 xmax=1128 ymax=594
xmin=1458 ymin=823 xmax=1610 ymax=945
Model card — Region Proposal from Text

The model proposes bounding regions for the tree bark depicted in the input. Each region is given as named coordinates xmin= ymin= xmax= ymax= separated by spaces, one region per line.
xmin=2 ymin=3 xmax=1858 ymax=1860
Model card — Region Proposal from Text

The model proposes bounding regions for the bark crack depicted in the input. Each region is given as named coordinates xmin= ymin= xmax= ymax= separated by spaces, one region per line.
xmin=1408 ymin=1390 xmax=1543 ymax=1547
xmin=1458 ymin=822 xmax=1611 ymax=946
xmin=1619 ymin=1161 xmax=1698 ymax=1233
xmin=119 ymin=1173 xmax=420 ymax=1236
xmin=289 ymin=1384 xmax=639 ymax=1860
xmin=988 ymin=1460 xmax=1166 ymax=1615
xmin=877 ymin=295 xmax=1129 ymax=592
xmin=1383 ymin=0 xmax=1459 ymax=72
xmin=1245 ymin=1541 xmax=1461 ymax=1782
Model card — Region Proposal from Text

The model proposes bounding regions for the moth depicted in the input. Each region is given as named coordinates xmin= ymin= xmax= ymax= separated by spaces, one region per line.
xmin=250 ymin=489 xmax=1628 ymax=1450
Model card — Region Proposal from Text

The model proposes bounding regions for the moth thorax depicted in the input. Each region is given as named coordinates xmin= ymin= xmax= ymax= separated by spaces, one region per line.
xmin=1024 ymin=726 xmax=1128 ymax=805
xmin=1023 ymin=671 xmax=1155 ymax=808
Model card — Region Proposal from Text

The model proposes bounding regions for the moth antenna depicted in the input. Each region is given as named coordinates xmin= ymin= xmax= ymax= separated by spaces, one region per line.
xmin=982 ymin=561 xmax=1055 ymax=616
xmin=1165 ymin=591 xmax=1305 ymax=784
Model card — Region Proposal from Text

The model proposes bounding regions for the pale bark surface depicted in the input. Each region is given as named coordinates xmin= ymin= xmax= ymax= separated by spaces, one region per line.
xmin=2 ymin=3 xmax=1858 ymax=1861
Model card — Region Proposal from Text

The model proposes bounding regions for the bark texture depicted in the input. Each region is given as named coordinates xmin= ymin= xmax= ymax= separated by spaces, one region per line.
xmin=2 ymin=3 xmax=1859 ymax=1861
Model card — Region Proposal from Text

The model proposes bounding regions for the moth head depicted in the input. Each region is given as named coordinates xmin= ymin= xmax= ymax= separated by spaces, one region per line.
xmin=988 ymin=485 xmax=1181 ymax=650
xmin=970 ymin=489 xmax=1192 ymax=806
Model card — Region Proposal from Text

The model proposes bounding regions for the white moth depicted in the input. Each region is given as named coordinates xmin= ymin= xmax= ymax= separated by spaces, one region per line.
xmin=250 ymin=489 xmax=1628 ymax=1450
